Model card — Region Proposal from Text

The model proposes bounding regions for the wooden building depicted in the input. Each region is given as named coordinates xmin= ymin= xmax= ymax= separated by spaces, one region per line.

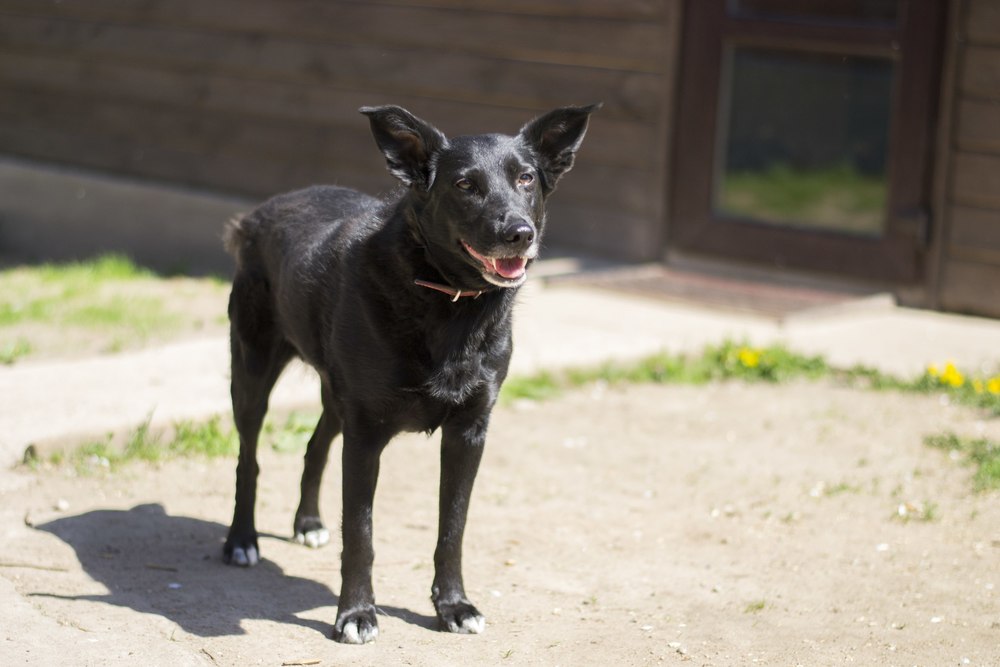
xmin=0 ymin=0 xmax=997 ymax=316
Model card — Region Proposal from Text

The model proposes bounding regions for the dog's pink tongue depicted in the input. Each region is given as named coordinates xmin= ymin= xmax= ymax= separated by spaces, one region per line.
xmin=495 ymin=257 xmax=527 ymax=279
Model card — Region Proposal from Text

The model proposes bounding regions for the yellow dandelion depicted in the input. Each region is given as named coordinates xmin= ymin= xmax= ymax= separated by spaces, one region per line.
xmin=926 ymin=364 xmax=939 ymax=377
xmin=988 ymin=378 xmax=1000 ymax=396
xmin=738 ymin=347 xmax=760 ymax=368
xmin=973 ymin=379 xmax=985 ymax=394
xmin=940 ymin=362 xmax=964 ymax=388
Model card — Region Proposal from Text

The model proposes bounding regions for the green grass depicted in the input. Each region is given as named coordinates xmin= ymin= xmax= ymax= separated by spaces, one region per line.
xmin=500 ymin=341 xmax=1000 ymax=419
xmin=49 ymin=415 xmax=239 ymax=474
xmin=500 ymin=341 xmax=831 ymax=404
xmin=0 ymin=254 xmax=179 ymax=348
xmin=0 ymin=254 xmax=230 ymax=362
xmin=924 ymin=433 xmax=1000 ymax=492
xmin=0 ymin=338 xmax=32 ymax=365
xmin=39 ymin=411 xmax=327 ymax=474
xmin=720 ymin=163 xmax=886 ymax=234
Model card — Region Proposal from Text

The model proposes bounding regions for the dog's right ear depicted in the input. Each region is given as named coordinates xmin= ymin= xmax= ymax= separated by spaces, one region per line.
xmin=360 ymin=106 xmax=447 ymax=190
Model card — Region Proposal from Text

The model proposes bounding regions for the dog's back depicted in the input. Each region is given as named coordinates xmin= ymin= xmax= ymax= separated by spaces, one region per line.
xmin=224 ymin=185 xmax=383 ymax=365
xmin=224 ymin=185 xmax=379 ymax=275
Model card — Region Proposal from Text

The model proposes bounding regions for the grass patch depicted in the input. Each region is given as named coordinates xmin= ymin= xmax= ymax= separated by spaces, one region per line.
xmin=0 ymin=254 xmax=152 ymax=325
xmin=46 ymin=416 xmax=239 ymax=474
xmin=42 ymin=411 xmax=326 ymax=474
xmin=500 ymin=342 xmax=1000 ymax=420
xmin=924 ymin=433 xmax=1000 ymax=492
xmin=744 ymin=599 xmax=767 ymax=614
xmin=501 ymin=341 xmax=831 ymax=404
xmin=264 ymin=412 xmax=319 ymax=453
xmin=720 ymin=163 xmax=886 ymax=235
xmin=0 ymin=254 xmax=229 ymax=362
xmin=0 ymin=338 xmax=32 ymax=365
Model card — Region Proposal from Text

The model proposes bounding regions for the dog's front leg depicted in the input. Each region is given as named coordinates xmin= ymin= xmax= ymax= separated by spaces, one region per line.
xmin=432 ymin=412 xmax=488 ymax=634
xmin=332 ymin=424 xmax=388 ymax=645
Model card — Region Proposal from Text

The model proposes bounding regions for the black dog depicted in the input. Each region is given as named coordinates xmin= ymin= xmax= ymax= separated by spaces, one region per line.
xmin=221 ymin=103 xmax=597 ymax=643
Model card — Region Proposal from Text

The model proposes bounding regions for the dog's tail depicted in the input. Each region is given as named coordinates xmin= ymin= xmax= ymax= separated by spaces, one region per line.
xmin=223 ymin=214 xmax=250 ymax=267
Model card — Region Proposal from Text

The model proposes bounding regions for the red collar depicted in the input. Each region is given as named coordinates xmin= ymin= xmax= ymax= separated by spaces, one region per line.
xmin=413 ymin=278 xmax=489 ymax=302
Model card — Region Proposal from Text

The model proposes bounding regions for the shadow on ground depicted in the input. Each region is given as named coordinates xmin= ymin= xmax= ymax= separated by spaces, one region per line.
xmin=34 ymin=503 xmax=436 ymax=638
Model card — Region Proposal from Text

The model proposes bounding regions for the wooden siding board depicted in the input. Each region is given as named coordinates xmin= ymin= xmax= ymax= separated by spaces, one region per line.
xmin=0 ymin=89 xmax=387 ymax=196
xmin=0 ymin=1 xmax=667 ymax=72
xmin=955 ymin=98 xmax=1000 ymax=157
xmin=938 ymin=260 xmax=1000 ymax=316
xmin=545 ymin=206 xmax=661 ymax=261
xmin=948 ymin=205 xmax=1000 ymax=253
xmin=309 ymin=0 xmax=666 ymax=21
xmin=15 ymin=0 xmax=665 ymax=22
xmin=0 ymin=13 xmax=660 ymax=122
xmin=0 ymin=86 xmax=652 ymax=220
xmin=951 ymin=153 xmax=1000 ymax=210
xmin=0 ymin=51 xmax=658 ymax=170
xmin=0 ymin=0 xmax=680 ymax=263
xmin=959 ymin=45 xmax=1000 ymax=100
xmin=965 ymin=0 xmax=1000 ymax=48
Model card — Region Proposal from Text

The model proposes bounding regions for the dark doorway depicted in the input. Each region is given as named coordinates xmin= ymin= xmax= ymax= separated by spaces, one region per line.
xmin=670 ymin=0 xmax=945 ymax=282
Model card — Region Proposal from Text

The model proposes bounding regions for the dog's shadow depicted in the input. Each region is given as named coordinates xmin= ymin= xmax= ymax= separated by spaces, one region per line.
xmin=35 ymin=503 xmax=437 ymax=638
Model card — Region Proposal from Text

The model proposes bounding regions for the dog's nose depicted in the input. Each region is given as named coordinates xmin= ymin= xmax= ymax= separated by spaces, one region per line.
xmin=502 ymin=220 xmax=535 ymax=249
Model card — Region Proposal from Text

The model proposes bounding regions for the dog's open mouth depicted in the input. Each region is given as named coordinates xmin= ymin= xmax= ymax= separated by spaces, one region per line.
xmin=461 ymin=241 xmax=529 ymax=286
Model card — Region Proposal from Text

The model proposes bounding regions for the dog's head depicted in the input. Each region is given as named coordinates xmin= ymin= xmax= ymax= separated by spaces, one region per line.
xmin=361 ymin=104 xmax=599 ymax=290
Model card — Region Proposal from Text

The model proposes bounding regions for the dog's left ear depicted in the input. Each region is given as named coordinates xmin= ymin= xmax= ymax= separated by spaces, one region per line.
xmin=519 ymin=103 xmax=601 ymax=193
xmin=360 ymin=105 xmax=448 ymax=190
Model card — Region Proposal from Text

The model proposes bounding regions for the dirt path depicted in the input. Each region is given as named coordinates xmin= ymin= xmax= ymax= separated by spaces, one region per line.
xmin=2 ymin=381 xmax=998 ymax=666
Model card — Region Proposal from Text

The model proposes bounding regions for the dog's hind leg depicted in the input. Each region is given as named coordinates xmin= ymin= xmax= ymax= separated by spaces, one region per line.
xmin=293 ymin=381 xmax=342 ymax=548
xmin=224 ymin=273 xmax=294 ymax=567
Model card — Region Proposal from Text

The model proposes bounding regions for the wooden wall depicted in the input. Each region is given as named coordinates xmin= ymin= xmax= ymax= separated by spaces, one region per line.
xmin=936 ymin=0 xmax=1000 ymax=315
xmin=0 ymin=0 xmax=681 ymax=261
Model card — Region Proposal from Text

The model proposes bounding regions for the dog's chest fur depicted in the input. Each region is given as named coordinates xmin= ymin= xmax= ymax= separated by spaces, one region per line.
xmin=380 ymin=294 xmax=512 ymax=432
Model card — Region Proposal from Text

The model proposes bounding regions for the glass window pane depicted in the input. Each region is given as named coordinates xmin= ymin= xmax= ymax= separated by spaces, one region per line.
xmin=714 ymin=47 xmax=893 ymax=237
xmin=731 ymin=0 xmax=898 ymax=26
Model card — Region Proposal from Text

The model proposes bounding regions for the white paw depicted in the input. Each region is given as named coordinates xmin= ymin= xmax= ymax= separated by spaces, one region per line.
xmin=293 ymin=528 xmax=330 ymax=549
xmin=459 ymin=614 xmax=486 ymax=634
xmin=339 ymin=619 xmax=379 ymax=644
xmin=229 ymin=545 xmax=259 ymax=567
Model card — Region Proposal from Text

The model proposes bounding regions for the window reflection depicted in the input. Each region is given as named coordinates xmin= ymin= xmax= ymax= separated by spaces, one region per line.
xmin=714 ymin=47 xmax=893 ymax=236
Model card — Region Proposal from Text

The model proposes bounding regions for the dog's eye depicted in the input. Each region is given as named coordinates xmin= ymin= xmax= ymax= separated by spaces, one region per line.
xmin=517 ymin=172 xmax=535 ymax=187
xmin=455 ymin=178 xmax=475 ymax=192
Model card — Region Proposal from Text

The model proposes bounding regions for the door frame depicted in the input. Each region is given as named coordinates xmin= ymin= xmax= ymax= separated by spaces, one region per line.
xmin=669 ymin=0 xmax=946 ymax=283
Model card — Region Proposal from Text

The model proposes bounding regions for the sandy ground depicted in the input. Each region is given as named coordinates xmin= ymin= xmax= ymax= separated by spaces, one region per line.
xmin=2 ymin=379 xmax=999 ymax=666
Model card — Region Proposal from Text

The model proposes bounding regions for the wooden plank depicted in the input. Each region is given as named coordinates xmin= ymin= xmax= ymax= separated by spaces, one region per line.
xmin=0 ymin=90 xmax=387 ymax=196
xmin=955 ymin=98 xmax=1000 ymax=154
xmin=938 ymin=260 xmax=1000 ymax=317
xmin=965 ymin=0 xmax=1000 ymax=47
xmin=0 ymin=0 xmax=665 ymax=22
xmin=947 ymin=205 xmax=1000 ymax=254
xmin=545 ymin=205 xmax=663 ymax=261
xmin=0 ymin=87 xmax=653 ymax=220
xmin=0 ymin=13 xmax=662 ymax=122
xmin=950 ymin=152 xmax=1000 ymax=210
xmin=352 ymin=0 xmax=665 ymax=19
xmin=959 ymin=45 xmax=1000 ymax=99
xmin=0 ymin=52 xmax=656 ymax=170
xmin=0 ymin=1 xmax=668 ymax=72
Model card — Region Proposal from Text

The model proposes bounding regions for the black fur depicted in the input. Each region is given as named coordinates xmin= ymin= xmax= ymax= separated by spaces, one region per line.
xmin=222 ymin=103 xmax=598 ymax=643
